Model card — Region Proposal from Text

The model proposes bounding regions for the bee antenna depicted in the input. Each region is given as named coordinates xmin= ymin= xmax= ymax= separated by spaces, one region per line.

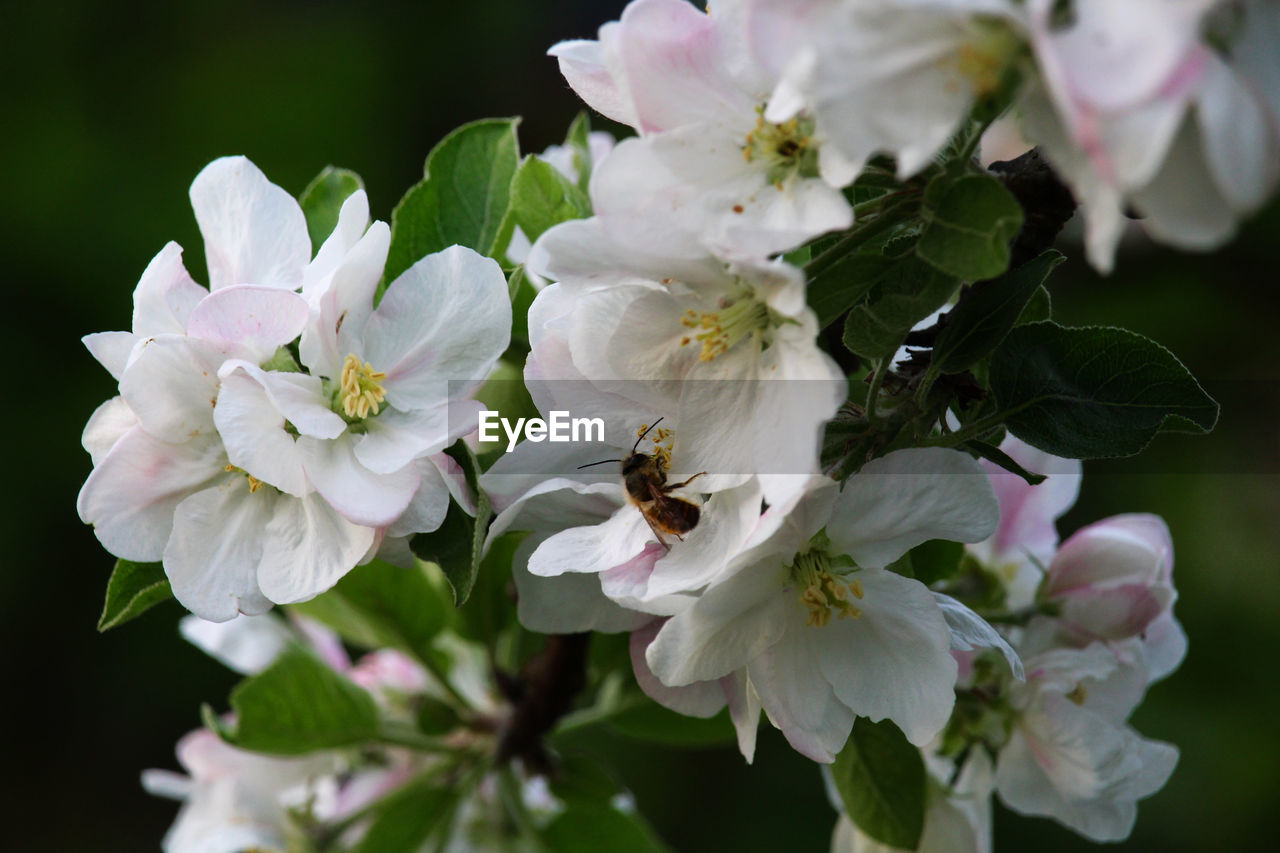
xmin=577 ymin=459 xmax=622 ymax=469
xmin=633 ymin=417 xmax=664 ymax=454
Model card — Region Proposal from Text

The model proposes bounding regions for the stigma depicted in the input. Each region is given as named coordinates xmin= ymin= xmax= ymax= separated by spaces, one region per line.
xmin=680 ymin=293 xmax=770 ymax=362
xmin=340 ymin=353 xmax=387 ymax=419
xmin=790 ymin=551 xmax=864 ymax=628
xmin=742 ymin=105 xmax=820 ymax=186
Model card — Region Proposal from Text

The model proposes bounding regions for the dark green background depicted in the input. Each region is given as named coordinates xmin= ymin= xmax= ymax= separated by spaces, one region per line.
xmin=3 ymin=0 xmax=1277 ymax=849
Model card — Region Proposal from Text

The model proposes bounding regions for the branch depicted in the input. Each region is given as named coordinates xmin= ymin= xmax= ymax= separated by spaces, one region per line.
xmin=494 ymin=632 xmax=591 ymax=772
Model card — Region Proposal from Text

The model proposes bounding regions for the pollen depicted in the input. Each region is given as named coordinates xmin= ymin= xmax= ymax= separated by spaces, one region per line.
xmin=636 ymin=424 xmax=675 ymax=470
xmin=741 ymin=105 xmax=819 ymax=183
xmin=340 ymin=353 xmax=388 ymax=419
xmin=790 ymin=551 xmax=863 ymax=628
xmin=224 ymin=464 xmax=265 ymax=493
xmin=679 ymin=294 xmax=770 ymax=362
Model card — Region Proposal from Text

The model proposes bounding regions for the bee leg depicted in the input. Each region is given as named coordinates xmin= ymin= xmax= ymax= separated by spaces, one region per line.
xmin=664 ymin=471 xmax=708 ymax=491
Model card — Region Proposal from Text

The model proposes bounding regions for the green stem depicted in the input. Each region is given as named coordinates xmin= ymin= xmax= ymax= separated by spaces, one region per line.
xmin=375 ymin=721 xmax=458 ymax=752
xmin=804 ymin=199 xmax=916 ymax=280
xmin=864 ymin=349 xmax=899 ymax=425
xmin=958 ymin=114 xmax=997 ymax=166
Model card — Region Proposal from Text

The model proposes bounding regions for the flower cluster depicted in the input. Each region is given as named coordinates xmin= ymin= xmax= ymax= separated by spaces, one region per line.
xmin=78 ymin=157 xmax=511 ymax=621
xmin=78 ymin=1 xmax=1248 ymax=850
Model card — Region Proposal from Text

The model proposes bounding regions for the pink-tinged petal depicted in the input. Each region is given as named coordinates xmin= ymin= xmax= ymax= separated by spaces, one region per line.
xmin=645 ymin=555 xmax=791 ymax=686
xmin=630 ymin=619 xmax=727 ymax=717
xmin=829 ymin=448 xmax=999 ymax=569
xmin=256 ymin=492 xmax=376 ymax=605
xmin=362 ymin=246 xmax=510 ymax=409
xmin=164 ymin=480 xmax=276 ymax=621
xmin=1046 ymin=514 xmax=1171 ymax=594
xmin=549 ymin=35 xmax=640 ymax=129
xmin=119 ymin=336 xmax=231 ymax=443
xmin=300 ymin=219 xmax=391 ymax=381
xmin=132 ymin=241 xmax=206 ymax=335
xmin=598 ymin=542 xmax=669 ymax=612
xmin=1129 ymin=117 xmax=1239 ymax=250
xmin=1056 ymin=585 xmax=1169 ymax=642
xmin=213 ymin=366 xmax=311 ymax=497
xmin=179 ymin=613 xmax=294 ymax=675
xmin=297 ymin=434 xmax=420 ymax=528
xmin=187 ymin=285 xmax=310 ymax=363
xmin=977 ymin=436 xmax=1082 ymax=567
xmin=290 ymin=614 xmax=353 ymax=672
xmin=303 ymin=189 xmax=371 ymax=302
xmin=748 ymin=610 xmax=855 ymax=764
xmin=722 ymin=669 xmax=761 ymax=763
xmin=189 ymin=156 xmax=311 ymax=290
xmin=817 ymin=569 xmax=957 ymax=746
xmin=615 ymin=0 xmax=753 ymax=133
xmin=82 ymin=396 xmax=138 ymax=465
xmin=83 ymin=331 xmax=135 ymax=380
xmin=78 ymin=426 xmax=223 ymax=562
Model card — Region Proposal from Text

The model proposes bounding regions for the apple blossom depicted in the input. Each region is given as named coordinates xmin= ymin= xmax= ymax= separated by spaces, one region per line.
xmin=552 ymin=0 xmax=854 ymax=255
xmin=995 ymin=643 xmax=1178 ymax=842
xmin=646 ymin=450 xmax=999 ymax=761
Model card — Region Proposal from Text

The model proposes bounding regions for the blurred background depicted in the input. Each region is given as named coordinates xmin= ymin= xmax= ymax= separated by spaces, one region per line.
xmin=2 ymin=0 xmax=1277 ymax=849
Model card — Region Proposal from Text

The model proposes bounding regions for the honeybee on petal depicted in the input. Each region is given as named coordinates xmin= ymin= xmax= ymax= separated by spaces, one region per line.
xmin=579 ymin=418 xmax=706 ymax=546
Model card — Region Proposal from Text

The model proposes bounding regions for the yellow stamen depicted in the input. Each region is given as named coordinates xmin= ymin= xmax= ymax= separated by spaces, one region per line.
xmin=340 ymin=353 xmax=387 ymax=419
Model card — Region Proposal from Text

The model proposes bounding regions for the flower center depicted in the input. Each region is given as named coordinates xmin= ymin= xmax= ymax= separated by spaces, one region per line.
xmin=947 ymin=20 xmax=1021 ymax=97
xmin=636 ymin=423 xmax=675 ymax=470
xmin=680 ymin=291 xmax=771 ymax=362
xmin=789 ymin=551 xmax=864 ymax=628
xmin=742 ymin=106 xmax=820 ymax=186
xmin=340 ymin=353 xmax=387 ymax=419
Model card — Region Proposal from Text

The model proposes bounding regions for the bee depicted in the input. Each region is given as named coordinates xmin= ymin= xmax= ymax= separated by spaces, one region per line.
xmin=579 ymin=418 xmax=707 ymax=546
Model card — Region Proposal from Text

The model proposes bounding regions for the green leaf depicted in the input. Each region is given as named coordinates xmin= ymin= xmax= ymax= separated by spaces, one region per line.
xmin=354 ymin=775 xmax=460 ymax=853
xmin=810 ymin=252 xmax=895 ymax=329
xmin=831 ymin=718 xmax=926 ymax=850
xmin=964 ymin=439 xmax=1046 ymax=486
xmin=508 ymin=154 xmax=591 ymax=246
xmin=218 ymin=647 xmax=379 ymax=754
xmin=299 ymin=165 xmax=365 ymax=253
xmin=931 ymin=250 xmax=1064 ymax=374
xmin=608 ymin=703 xmax=737 ymax=747
xmin=541 ymin=803 xmax=670 ymax=853
xmin=842 ymin=255 xmax=958 ymax=360
xmin=565 ymin=111 xmax=594 ymax=193
xmin=904 ymin=539 xmax=966 ymax=586
xmin=387 ymin=118 xmax=521 ymax=282
xmin=1017 ymin=284 xmax=1052 ymax=326
xmin=917 ymin=173 xmax=1023 ymax=281
xmin=410 ymin=440 xmax=492 ymax=607
xmin=97 ymin=559 xmax=172 ymax=631
xmin=508 ymin=265 xmax=538 ymax=344
xmin=289 ymin=559 xmax=450 ymax=659
xmin=990 ymin=322 xmax=1220 ymax=458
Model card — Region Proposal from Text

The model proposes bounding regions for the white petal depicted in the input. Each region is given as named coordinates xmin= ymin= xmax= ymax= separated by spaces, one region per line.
xmin=164 ymin=480 xmax=276 ymax=621
xmin=362 ymin=245 xmax=510 ymax=409
xmin=214 ymin=367 xmax=311 ymax=497
xmin=299 ymin=219 xmax=391 ymax=380
xmin=119 ymin=336 xmax=228 ymax=443
xmin=748 ymin=610 xmax=855 ymax=763
xmin=82 ymin=396 xmax=138 ymax=465
xmin=549 ymin=36 xmax=640 ymax=130
xmin=190 ymin=156 xmax=311 ymax=290
xmin=82 ymin=331 xmax=135 ymax=380
xmin=353 ymin=402 xmax=459 ymax=475
xmin=511 ymin=535 xmax=649 ymax=634
xmin=828 ymin=448 xmax=999 ymax=569
xmin=303 ymin=189 xmax=371 ymax=302
xmin=179 ymin=612 xmax=294 ymax=674
xmin=934 ymin=592 xmax=1024 ymax=680
xmin=645 ymin=554 xmax=791 ymax=686
xmin=386 ymin=456 xmax=452 ymax=538
xmin=630 ymin=619 xmax=727 ymax=717
xmin=297 ymin=434 xmax=420 ymax=528
xmin=78 ymin=427 xmax=223 ymax=562
xmin=817 ymin=569 xmax=957 ymax=746
xmin=256 ymin=492 xmax=376 ymax=605
xmin=526 ymin=503 xmax=654 ymax=577
xmin=722 ymin=669 xmax=762 ymax=764
xmin=132 ymin=241 xmax=207 ymax=335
